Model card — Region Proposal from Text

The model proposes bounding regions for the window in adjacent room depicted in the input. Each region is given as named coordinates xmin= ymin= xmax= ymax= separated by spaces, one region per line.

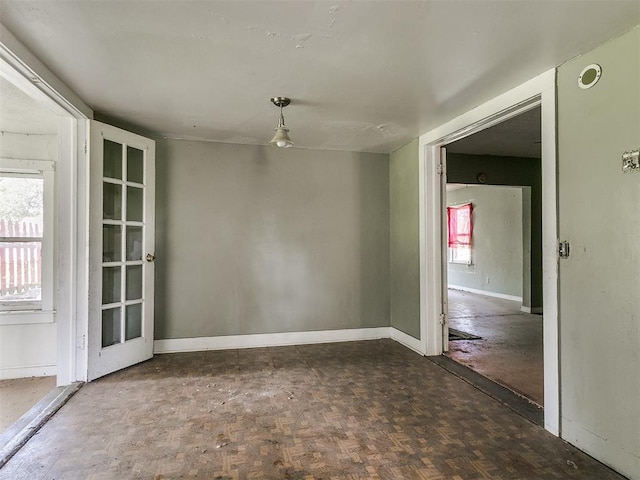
xmin=447 ymin=202 xmax=473 ymax=264
xmin=0 ymin=160 xmax=54 ymax=315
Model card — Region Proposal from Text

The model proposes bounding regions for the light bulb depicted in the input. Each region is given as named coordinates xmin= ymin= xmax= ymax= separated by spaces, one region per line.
xmin=277 ymin=140 xmax=287 ymax=147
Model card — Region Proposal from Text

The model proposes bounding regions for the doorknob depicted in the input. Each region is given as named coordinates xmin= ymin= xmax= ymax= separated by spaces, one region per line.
xmin=146 ymin=253 xmax=156 ymax=262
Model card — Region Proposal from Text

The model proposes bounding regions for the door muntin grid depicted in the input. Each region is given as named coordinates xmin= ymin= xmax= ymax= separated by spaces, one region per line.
xmin=101 ymin=140 xmax=146 ymax=348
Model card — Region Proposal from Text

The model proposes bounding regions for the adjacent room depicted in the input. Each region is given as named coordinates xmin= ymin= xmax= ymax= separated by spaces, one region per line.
xmin=443 ymin=107 xmax=544 ymax=407
xmin=0 ymin=1 xmax=638 ymax=479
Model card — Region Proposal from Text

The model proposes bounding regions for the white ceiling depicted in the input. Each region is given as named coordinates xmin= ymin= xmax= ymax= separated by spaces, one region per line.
xmin=0 ymin=1 xmax=637 ymax=153
xmin=0 ymin=75 xmax=58 ymax=135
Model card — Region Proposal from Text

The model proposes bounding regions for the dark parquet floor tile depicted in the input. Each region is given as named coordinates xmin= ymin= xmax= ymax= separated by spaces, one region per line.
xmin=0 ymin=340 xmax=625 ymax=480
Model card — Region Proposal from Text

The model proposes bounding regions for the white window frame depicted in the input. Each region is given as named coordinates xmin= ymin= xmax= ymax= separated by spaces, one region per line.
xmin=0 ymin=158 xmax=55 ymax=324
xmin=448 ymin=245 xmax=471 ymax=265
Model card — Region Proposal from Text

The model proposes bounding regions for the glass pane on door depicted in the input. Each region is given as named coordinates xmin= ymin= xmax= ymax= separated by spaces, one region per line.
xmin=126 ymin=265 xmax=143 ymax=300
xmin=127 ymin=146 xmax=144 ymax=184
xmin=103 ymin=183 xmax=122 ymax=220
xmin=126 ymin=226 xmax=143 ymax=261
xmin=103 ymin=140 xmax=123 ymax=179
xmin=103 ymin=225 xmax=122 ymax=262
xmin=125 ymin=303 xmax=142 ymax=340
xmin=102 ymin=308 xmax=121 ymax=347
xmin=102 ymin=266 xmax=121 ymax=304
xmin=127 ymin=186 xmax=143 ymax=222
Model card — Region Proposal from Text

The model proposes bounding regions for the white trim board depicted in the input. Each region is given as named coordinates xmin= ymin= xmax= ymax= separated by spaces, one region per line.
xmin=448 ymin=285 xmax=523 ymax=303
xmin=0 ymin=311 xmax=55 ymax=326
xmin=390 ymin=328 xmax=425 ymax=356
xmin=154 ymin=327 xmax=391 ymax=354
xmin=0 ymin=365 xmax=56 ymax=380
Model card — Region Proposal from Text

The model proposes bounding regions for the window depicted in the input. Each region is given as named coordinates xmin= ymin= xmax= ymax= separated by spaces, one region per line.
xmin=0 ymin=159 xmax=54 ymax=320
xmin=447 ymin=202 xmax=473 ymax=264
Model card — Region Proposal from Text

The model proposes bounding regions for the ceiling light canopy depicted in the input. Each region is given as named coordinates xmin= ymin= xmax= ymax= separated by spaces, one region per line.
xmin=269 ymin=97 xmax=293 ymax=148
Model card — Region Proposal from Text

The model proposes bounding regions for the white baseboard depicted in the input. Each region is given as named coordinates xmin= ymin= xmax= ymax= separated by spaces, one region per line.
xmin=154 ymin=327 xmax=392 ymax=354
xmin=390 ymin=327 xmax=425 ymax=355
xmin=0 ymin=365 xmax=56 ymax=380
xmin=520 ymin=306 xmax=543 ymax=314
xmin=449 ymin=285 xmax=523 ymax=303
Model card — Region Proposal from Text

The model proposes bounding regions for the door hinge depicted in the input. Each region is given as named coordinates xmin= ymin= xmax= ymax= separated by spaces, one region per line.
xmin=79 ymin=334 xmax=86 ymax=350
xmin=436 ymin=164 xmax=444 ymax=176
xmin=559 ymin=240 xmax=570 ymax=259
xmin=439 ymin=313 xmax=447 ymax=325
xmin=84 ymin=140 xmax=87 ymax=154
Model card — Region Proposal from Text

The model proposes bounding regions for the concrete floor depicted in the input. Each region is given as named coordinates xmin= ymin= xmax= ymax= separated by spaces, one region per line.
xmin=0 ymin=376 xmax=57 ymax=433
xmin=446 ymin=289 xmax=544 ymax=406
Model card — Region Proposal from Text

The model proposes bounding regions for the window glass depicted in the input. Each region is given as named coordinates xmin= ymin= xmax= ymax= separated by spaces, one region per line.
xmin=0 ymin=175 xmax=44 ymax=305
xmin=450 ymin=246 xmax=471 ymax=264
xmin=447 ymin=203 xmax=473 ymax=265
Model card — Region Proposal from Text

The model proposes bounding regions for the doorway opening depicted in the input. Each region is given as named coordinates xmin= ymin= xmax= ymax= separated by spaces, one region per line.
xmin=0 ymin=37 xmax=89 ymax=465
xmin=419 ymin=69 xmax=558 ymax=434
xmin=0 ymin=75 xmax=59 ymax=434
xmin=442 ymin=107 xmax=543 ymax=406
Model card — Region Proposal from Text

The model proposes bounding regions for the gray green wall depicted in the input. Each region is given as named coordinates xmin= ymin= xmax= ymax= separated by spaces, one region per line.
xmin=447 ymin=186 xmax=523 ymax=299
xmin=447 ymin=154 xmax=542 ymax=309
xmin=390 ymin=139 xmax=420 ymax=338
xmin=154 ymin=140 xmax=390 ymax=339
xmin=557 ymin=26 xmax=639 ymax=479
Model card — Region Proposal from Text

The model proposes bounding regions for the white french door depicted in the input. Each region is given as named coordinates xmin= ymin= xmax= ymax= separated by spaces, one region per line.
xmin=87 ymin=121 xmax=155 ymax=381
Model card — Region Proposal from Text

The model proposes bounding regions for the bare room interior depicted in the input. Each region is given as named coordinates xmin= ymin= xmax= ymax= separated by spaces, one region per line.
xmin=443 ymin=107 xmax=544 ymax=407
xmin=0 ymin=1 xmax=639 ymax=479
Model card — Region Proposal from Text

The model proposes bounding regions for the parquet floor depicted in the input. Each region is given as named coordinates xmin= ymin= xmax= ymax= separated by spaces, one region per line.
xmin=0 ymin=340 xmax=625 ymax=479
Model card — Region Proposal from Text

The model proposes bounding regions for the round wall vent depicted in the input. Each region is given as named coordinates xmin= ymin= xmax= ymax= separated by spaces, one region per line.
xmin=578 ymin=64 xmax=602 ymax=89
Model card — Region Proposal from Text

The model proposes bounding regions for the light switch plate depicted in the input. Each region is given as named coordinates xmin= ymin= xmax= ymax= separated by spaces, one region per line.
xmin=622 ymin=150 xmax=640 ymax=172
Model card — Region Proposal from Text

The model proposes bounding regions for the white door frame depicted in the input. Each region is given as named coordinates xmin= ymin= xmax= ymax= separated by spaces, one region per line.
xmin=0 ymin=25 xmax=92 ymax=385
xmin=418 ymin=69 xmax=559 ymax=435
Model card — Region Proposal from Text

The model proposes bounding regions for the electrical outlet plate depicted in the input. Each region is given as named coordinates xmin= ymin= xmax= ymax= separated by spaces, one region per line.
xmin=622 ymin=150 xmax=640 ymax=172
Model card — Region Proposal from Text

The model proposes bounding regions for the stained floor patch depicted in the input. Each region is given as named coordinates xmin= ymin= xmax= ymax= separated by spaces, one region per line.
xmin=447 ymin=289 xmax=544 ymax=405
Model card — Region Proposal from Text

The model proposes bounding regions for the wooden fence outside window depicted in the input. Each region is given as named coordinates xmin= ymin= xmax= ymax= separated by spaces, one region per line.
xmin=0 ymin=219 xmax=42 ymax=300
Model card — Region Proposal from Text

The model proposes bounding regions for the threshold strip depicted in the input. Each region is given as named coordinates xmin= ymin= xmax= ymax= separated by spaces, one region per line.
xmin=0 ymin=382 xmax=83 ymax=468
xmin=427 ymin=355 xmax=543 ymax=427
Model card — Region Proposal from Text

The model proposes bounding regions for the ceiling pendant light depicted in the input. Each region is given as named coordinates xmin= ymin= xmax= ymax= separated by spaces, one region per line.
xmin=269 ymin=97 xmax=293 ymax=148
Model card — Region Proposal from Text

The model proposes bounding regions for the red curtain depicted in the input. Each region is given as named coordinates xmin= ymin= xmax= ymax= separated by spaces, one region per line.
xmin=447 ymin=203 xmax=473 ymax=248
